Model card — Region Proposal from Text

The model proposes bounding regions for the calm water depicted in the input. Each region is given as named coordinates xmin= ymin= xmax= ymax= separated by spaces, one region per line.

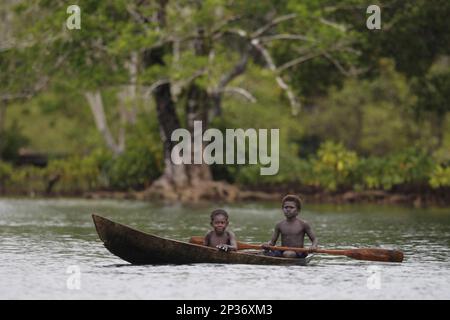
xmin=0 ymin=198 xmax=449 ymax=300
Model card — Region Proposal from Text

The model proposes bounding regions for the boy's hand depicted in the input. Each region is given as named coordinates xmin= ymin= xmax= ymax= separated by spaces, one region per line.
xmin=216 ymin=244 xmax=229 ymax=252
xmin=261 ymin=242 xmax=273 ymax=250
xmin=308 ymin=245 xmax=318 ymax=252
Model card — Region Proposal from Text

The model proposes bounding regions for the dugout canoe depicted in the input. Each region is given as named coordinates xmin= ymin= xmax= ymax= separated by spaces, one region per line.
xmin=92 ymin=214 xmax=312 ymax=266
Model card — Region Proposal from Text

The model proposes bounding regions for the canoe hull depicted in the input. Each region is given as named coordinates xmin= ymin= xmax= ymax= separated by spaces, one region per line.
xmin=92 ymin=214 xmax=312 ymax=266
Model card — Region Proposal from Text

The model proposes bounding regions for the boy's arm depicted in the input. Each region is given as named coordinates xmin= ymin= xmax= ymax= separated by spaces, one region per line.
xmin=304 ymin=222 xmax=318 ymax=249
xmin=228 ymin=231 xmax=238 ymax=251
xmin=263 ymin=224 xmax=280 ymax=247
xmin=204 ymin=231 xmax=211 ymax=246
xmin=270 ymin=224 xmax=281 ymax=245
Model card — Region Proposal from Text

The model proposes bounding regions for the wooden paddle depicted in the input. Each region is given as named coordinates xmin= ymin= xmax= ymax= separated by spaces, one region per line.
xmin=189 ymin=236 xmax=404 ymax=263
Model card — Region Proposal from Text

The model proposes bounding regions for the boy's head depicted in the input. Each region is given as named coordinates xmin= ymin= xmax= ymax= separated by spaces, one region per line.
xmin=281 ymin=195 xmax=302 ymax=219
xmin=210 ymin=209 xmax=229 ymax=234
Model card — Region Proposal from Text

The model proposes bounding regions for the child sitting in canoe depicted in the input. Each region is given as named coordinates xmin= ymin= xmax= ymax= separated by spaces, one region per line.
xmin=204 ymin=209 xmax=238 ymax=252
xmin=262 ymin=194 xmax=318 ymax=258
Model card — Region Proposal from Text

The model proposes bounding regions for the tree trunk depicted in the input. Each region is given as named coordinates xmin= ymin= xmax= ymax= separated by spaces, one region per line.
xmin=85 ymin=91 xmax=125 ymax=156
xmin=185 ymin=83 xmax=213 ymax=185
xmin=154 ymin=82 xmax=189 ymax=189
xmin=120 ymin=51 xmax=138 ymax=125
xmin=141 ymin=10 xmax=239 ymax=202
xmin=142 ymin=81 xmax=239 ymax=202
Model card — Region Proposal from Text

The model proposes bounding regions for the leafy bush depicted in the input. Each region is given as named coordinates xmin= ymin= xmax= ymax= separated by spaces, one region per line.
xmin=45 ymin=155 xmax=103 ymax=193
xmin=311 ymin=141 xmax=359 ymax=191
xmin=0 ymin=161 xmax=13 ymax=191
xmin=0 ymin=121 xmax=29 ymax=162
xmin=232 ymin=142 xmax=439 ymax=193
xmin=102 ymin=140 xmax=162 ymax=190
xmin=353 ymin=148 xmax=433 ymax=190
xmin=232 ymin=144 xmax=310 ymax=187
xmin=0 ymin=140 xmax=446 ymax=195
xmin=430 ymin=165 xmax=450 ymax=188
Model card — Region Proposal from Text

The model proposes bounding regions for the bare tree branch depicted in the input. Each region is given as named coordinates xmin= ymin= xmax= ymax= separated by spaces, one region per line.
xmin=142 ymin=79 xmax=171 ymax=101
xmin=210 ymin=15 xmax=242 ymax=38
xmin=0 ymin=92 xmax=36 ymax=102
xmin=323 ymin=4 xmax=371 ymax=13
xmin=260 ymin=34 xmax=314 ymax=43
xmin=217 ymin=51 xmax=249 ymax=90
xmin=142 ymin=68 xmax=207 ymax=102
xmin=319 ymin=18 xmax=347 ymax=32
xmin=221 ymin=87 xmax=256 ymax=103
xmin=126 ymin=4 xmax=151 ymax=26
xmin=322 ymin=52 xmax=353 ymax=76
xmin=277 ymin=41 xmax=351 ymax=72
xmin=210 ymin=47 xmax=250 ymax=118
xmin=251 ymin=13 xmax=297 ymax=38
xmin=251 ymin=39 xmax=301 ymax=115
xmin=277 ymin=51 xmax=324 ymax=73
xmin=0 ymin=33 xmax=64 ymax=52
xmin=214 ymin=28 xmax=249 ymax=41
xmin=178 ymin=68 xmax=208 ymax=89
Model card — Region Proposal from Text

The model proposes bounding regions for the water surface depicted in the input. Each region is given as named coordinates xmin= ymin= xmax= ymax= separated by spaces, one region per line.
xmin=1 ymin=198 xmax=449 ymax=299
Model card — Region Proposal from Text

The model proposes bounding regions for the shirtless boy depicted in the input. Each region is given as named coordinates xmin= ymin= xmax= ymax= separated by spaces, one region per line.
xmin=263 ymin=195 xmax=318 ymax=258
xmin=204 ymin=209 xmax=237 ymax=252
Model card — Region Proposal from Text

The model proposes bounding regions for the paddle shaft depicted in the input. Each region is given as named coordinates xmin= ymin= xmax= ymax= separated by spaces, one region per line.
xmin=238 ymin=242 xmax=310 ymax=253
xmin=189 ymin=236 xmax=404 ymax=263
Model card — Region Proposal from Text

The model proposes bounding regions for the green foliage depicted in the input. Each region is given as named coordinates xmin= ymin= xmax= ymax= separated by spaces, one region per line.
xmin=2 ymin=151 xmax=108 ymax=194
xmin=231 ymin=141 xmax=440 ymax=193
xmin=301 ymin=59 xmax=428 ymax=156
xmin=0 ymin=138 xmax=162 ymax=194
xmin=0 ymin=121 xmax=29 ymax=162
xmin=413 ymin=63 xmax=450 ymax=150
xmin=45 ymin=154 xmax=103 ymax=193
xmin=103 ymin=140 xmax=162 ymax=190
xmin=376 ymin=0 xmax=450 ymax=77
xmin=311 ymin=141 xmax=358 ymax=191
xmin=0 ymin=161 xmax=13 ymax=190
xmin=232 ymin=149 xmax=310 ymax=187
xmin=1 ymin=0 xmax=449 ymax=199
xmin=415 ymin=68 xmax=450 ymax=116
xmin=430 ymin=165 xmax=450 ymax=188
xmin=385 ymin=148 xmax=434 ymax=185
xmin=355 ymin=148 xmax=433 ymax=190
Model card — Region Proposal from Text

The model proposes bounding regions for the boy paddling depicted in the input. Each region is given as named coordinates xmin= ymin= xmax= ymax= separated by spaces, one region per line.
xmin=263 ymin=195 xmax=318 ymax=258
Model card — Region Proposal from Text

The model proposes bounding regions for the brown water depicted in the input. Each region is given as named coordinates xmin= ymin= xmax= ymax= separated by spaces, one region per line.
xmin=0 ymin=198 xmax=449 ymax=299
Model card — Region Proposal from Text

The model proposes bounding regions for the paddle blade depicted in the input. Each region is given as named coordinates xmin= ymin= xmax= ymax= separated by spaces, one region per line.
xmin=190 ymin=236 xmax=204 ymax=245
xmin=344 ymin=248 xmax=404 ymax=263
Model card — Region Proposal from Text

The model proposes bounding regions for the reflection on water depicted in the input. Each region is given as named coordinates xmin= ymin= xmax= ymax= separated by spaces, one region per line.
xmin=0 ymin=198 xmax=449 ymax=299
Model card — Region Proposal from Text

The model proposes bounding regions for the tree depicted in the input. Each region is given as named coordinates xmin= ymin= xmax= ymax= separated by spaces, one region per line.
xmin=302 ymin=59 xmax=422 ymax=156
xmin=10 ymin=0 xmax=362 ymax=201
xmin=414 ymin=59 xmax=450 ymax=149
xmin=0 ymin=0 xmax=56 ymax=159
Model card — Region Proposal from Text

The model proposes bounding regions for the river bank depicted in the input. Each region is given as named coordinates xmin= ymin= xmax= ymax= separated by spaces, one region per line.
xmin=1 ymin=185 xmax=449 ymax=207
